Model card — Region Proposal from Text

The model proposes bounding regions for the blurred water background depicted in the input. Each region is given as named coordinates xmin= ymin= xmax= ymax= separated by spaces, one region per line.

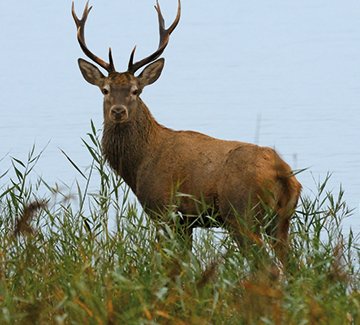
xmin=0 ymin=0 xmax=359 ymax=232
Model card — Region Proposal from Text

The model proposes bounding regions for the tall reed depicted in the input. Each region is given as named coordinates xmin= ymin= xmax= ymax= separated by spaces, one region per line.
xmin=0 ymin=122 xmax=358 ymax=324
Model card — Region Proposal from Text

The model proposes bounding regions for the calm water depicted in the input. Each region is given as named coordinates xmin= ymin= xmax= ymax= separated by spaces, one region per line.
xmin=0 ymin=0 xmax=359 ymax=233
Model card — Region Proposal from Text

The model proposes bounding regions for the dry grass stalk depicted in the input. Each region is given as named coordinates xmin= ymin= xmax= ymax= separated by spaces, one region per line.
xmin=14 ymin=200 xmax=47 ymax=236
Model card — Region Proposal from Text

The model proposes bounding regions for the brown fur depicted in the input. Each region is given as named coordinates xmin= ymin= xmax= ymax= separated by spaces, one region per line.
xmin=98 ymin=75 xmax=302 ymax=261
xmin=77 ymin=49 xmax=301 ymax=264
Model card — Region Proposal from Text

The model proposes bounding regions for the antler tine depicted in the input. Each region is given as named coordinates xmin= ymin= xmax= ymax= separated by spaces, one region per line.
xmin=128 ymin=0 xmax=181 ymax=74
xmin=72 ymin=1 xmax=115 ymax=73
xmin=157 ymin=0 xmax=181 ymax=38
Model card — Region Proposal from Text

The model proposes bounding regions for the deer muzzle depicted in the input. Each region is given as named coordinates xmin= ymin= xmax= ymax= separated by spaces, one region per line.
xmin=110 ymin=105 xmax=128 ymax=123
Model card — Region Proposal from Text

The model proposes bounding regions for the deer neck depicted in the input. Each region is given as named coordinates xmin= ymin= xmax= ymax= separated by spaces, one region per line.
xmin=101 ymin=99 xmax=160 ymax=192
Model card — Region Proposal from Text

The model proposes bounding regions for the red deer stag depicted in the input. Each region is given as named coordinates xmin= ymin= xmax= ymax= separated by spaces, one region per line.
xmin=72 ymin=0 xmax=301 ymax=263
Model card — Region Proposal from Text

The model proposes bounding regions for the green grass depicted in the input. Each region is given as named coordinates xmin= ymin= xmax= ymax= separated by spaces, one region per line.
xmin=0 ymin=122 xmax=359 ymax=324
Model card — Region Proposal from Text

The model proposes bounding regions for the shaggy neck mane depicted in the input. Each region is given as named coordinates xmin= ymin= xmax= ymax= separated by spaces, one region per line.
xmin=102 ymin=99 xmax=161 ymax=191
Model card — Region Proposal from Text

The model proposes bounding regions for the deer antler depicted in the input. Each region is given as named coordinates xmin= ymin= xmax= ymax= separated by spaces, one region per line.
xmin=72 ymin=1 xmax=115 ymax=73
xmin=127 ymin=0 xmax=181 ymax=74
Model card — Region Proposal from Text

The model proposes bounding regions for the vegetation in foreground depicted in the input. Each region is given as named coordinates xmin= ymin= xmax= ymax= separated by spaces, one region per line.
xmin=0 ymin=124 xmax=359 ymax=324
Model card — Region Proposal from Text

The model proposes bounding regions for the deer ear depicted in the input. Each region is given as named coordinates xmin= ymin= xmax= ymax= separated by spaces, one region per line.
xmin=78 ymin=58 xmax=105 ymax=86
xmin=138 ymin=58 xmax=165 ymax=88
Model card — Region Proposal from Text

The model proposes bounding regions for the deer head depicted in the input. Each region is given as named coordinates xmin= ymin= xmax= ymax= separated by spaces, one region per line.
xmin=72 ymin=0 xmax=181 ymax=125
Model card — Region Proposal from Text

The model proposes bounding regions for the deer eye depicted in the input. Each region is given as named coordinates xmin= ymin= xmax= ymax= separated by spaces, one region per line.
xmin=131 ymin=88 xmax=139 ymax=96
xmin=102 ymin=86 xmax=110 ymax=95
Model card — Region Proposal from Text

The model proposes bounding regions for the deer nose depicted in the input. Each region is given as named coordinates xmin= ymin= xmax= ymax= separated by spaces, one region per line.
xmin=110 ymin=105 xmax=128 ymax=121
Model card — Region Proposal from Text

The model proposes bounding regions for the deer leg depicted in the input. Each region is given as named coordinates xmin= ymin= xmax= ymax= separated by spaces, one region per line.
xmin=272 ymin=216 xmax=290 ymax=267
xmin=154 ymin=214 xmax=193 ymax=251
xmin=183 ymin=225 xmax=193 ymax=251
xmin=221 ymin=214 xmax=260 ymax=260
xmin=177 ymin=217 xmax=193 ymax=251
